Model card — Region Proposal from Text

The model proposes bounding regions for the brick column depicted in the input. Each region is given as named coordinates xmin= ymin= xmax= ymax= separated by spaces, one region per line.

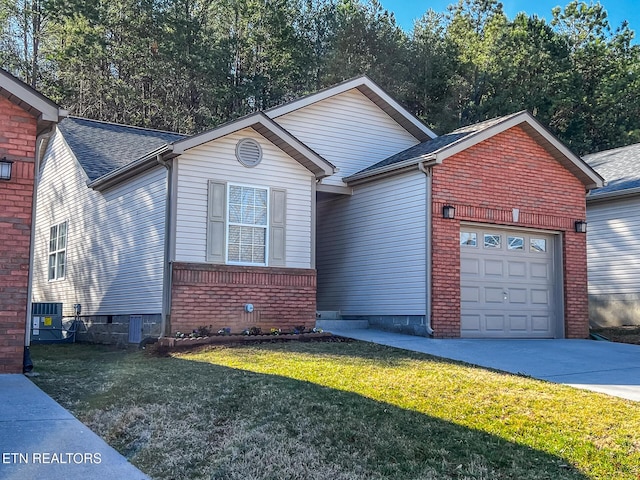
xmin=0 ymin=97 xmax=37 ymax=373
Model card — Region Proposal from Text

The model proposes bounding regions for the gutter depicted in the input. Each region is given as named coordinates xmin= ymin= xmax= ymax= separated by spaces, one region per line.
xmin=87 ymin=144 xmax=173 ymax=191
xmin=418 ymin=162 xmax=434 ymax=336
xmin=586 ymin=186 xmax=640 ymax=204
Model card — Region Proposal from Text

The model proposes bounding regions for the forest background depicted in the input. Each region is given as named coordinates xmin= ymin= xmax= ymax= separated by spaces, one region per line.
xmin=1 ymin=0 xmax=638 ymax=155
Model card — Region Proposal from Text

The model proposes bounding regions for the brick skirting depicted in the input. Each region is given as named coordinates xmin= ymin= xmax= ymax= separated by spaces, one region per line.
xmin=170 ymin=263 xmax=317 ymax=335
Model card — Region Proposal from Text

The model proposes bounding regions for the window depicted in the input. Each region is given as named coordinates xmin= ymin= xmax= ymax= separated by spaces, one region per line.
xmin=460 ymin=232 xmax=477 ymax=246
xmin=227 ymin=184 xmax=268 ymax=265
xmin=48 ymin=221 xmax=67 ymax=280
xmin=484 ymin=234 xmax=501 ymax=249
xmin=508 ymin=236 xmax=524 ymax=250
xmin=530 ymin=238 xmax=547 ymax=253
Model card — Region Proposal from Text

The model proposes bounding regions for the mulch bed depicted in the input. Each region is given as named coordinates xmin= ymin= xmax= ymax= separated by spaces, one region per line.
xmin=155 ymin=332 xmax=349 ymax=353
xmin=591 ymin=326 xmax=640 ymax=345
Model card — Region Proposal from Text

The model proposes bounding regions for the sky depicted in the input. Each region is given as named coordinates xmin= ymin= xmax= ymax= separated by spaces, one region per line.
xmin=378 ymin=0 xmax=639 ymax=38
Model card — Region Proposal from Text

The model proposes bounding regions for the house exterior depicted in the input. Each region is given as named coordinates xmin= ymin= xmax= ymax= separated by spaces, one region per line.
xmin=317 ymin=112 xmax=603 ymax=338
xmin=33 ymin=76 xmax=602 ymax=342
xmin=0 ymin=69 xmax=65 ymax=372
xmin=584 ymin=143 xmax=640 ymax=326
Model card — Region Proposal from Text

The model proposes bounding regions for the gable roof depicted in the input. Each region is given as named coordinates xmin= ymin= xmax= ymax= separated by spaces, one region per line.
xmin=0 ymin=68 xmax=66 ymax=133
xmin=58 ymin=117 xmax=185 ymax=182
xmin=171 ymin=112 xmax=335 ymax=179
xmin=345 ymin=110 xmax=604 ymax=190
xmin=584 ymin=142 xmax=640 ymax=201
xmin=266 ymin=76 xmax=437 ymax=142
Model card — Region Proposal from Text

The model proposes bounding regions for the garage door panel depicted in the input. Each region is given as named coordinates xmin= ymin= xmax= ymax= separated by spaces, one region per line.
xmin=461 ymin=314 xmax=481 ymax=331
xmin=509 ymin=315 xmax=527 ymax=331
xmin=461 ymin=286 xmax=480 ymax=303
xmin=460 ymin=226 xmax=557 ymax=338
xmin=485 ymin=287 xmax=506 ymax=303
xmin=508 ymin=261 xmax=526 ymax=277
xmin=461 ymin=257 xmax=480 ymax=275
xmin=485 ymin=315 xmax=506 ymax=331
xmin=508 ymin=288 xmax=527 ymax=304
xmin=532 ymin=316 xmax=551 ymax=331
xmin=531 ymin=289 xmax=550 ymax=305
xmin=484 ymin=260 xmax=503 ymax=276
xmin=530 ymin=263 xmax=550 ymax=279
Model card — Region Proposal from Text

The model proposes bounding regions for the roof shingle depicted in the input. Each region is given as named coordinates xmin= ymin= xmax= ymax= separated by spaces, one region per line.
xmin=583 ymin=143 xmax=640 ymax=197
xmin=58 ymin=117 xmax=185 ymax=181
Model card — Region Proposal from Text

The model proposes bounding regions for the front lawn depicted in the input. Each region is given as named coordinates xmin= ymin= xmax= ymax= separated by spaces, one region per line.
xmin=30 ymin=342 xmax=640 ymax=480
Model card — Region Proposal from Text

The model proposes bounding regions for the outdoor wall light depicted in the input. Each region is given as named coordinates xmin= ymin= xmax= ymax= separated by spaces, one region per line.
xmin=442 ymin=205 xmax=455 ymax=219
xmin=0 ymin=157 xmax=13 ymax=181
xmin=575 ymin=220 xmax=587 ymax=233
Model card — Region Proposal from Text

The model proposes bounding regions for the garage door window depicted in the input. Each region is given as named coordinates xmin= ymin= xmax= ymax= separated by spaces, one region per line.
xmin=460 ymin=232 xmax=477 ymax=247
xmin=508 ymin=236 xmax=524 ymax=250
xmin=530 ymin=238 xmax=547 ymax=253
xmin=484 ymin=234 xmax=501 ymax=248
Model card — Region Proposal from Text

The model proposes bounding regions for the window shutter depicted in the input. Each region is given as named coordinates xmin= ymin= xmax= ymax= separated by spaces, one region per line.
xmin=269 ymin=188 xmax=286 ymax=267
xmin=207 ymin=181 xmax=226 ymax=263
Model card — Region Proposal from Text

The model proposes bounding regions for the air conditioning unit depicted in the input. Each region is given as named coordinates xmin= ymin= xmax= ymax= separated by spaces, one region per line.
xmin=31 ymin=302 xmax=71 ymax=343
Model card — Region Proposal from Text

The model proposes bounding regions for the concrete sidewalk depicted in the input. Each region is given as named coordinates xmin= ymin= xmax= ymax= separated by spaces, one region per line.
xmin=328 ymin=328 xmax=640 ymax=402
xmin=0 ymin=374 xmax=149 ymax=480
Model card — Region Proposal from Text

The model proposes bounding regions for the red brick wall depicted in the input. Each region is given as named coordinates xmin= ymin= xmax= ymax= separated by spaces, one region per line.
xmin=0 ymin=96 xmax=38 ymax=372
xmin=431 ymin=125 xmax=589 ymax=338
xmin=170 ymin=263 xmax=317 ymax=335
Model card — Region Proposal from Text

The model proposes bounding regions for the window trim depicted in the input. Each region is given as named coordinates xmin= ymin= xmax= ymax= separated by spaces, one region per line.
xmin=225 ymin=183 xmax=270 ymax=266
xmin=48 ymin=220 xmax=68 ymax=281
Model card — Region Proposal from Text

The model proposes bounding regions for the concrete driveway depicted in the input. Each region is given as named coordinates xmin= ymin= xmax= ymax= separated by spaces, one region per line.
xmin=328 ymin=328 xmax=640 ymax=402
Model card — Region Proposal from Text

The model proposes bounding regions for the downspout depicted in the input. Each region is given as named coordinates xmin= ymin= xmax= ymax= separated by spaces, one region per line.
xmin=418 ymin=162 xmax=434 ymax=336
xmin=157 ymin=154 xmax=173 ymax=338
xmin=24 ymin=128 xmax=56 ymax=369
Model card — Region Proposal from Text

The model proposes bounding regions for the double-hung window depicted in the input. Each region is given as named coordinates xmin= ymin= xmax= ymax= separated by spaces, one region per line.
xmin=227 ymin=184 xmax=268 ymax=265
xmin=48 ymin=221 xmax=67 ymax=280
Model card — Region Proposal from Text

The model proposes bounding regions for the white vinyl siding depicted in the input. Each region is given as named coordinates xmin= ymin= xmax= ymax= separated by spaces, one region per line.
xmin=316 ymin=171 xmax=427 ymax=315
xmin=175 ymin=128 xmax=314 ymax=268
xmin=274 ymin=89 xmax=419 ymax=186
xmin=587 ymin=196 xmax=640 ymax=294
xmin=32 ymin=130 xmax=166 ymax=317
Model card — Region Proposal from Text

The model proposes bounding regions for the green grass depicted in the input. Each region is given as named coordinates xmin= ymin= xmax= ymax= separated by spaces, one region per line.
xmin=30 ymin=341 xmax=640 ymax=480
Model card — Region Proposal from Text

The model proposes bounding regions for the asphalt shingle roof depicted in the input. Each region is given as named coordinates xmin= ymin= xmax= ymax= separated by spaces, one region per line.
xmin=583 ymin=143 xmax=640 ymax=197
xmin=354 ymin=111 xmax=524 ymax=176
xmin=58 ymin=117 xmax=185 ymax=181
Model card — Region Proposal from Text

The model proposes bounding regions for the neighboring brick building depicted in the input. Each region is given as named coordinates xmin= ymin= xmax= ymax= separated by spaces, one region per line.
xmin=0 ymin=69 xmax=65 ymax=372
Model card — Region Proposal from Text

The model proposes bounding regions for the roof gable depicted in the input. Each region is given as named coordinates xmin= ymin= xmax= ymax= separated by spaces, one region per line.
xmin=347 ymin=111 xmax=604 ymax=190
xmin=59 ymin=117 xmax=185 ymax=182
xmin=171 ymin=112 xmax=335 ymax=179
xmin=0 ymin=68 xmax=66 ymax=129
xmin=266 ymin=76 xmax=437 ymax=142
xmin=584 ymin=142 xmax=640 ymax=200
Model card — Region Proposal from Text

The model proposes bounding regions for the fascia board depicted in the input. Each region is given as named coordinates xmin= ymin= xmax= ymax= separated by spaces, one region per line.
xmin=0 ymin=71 xmax=64 ymax=121
xmin=173 ymin=112 xmax=334 ymax=179
xmin=587 ymin=187 xmax=640 ymax=203
xmin=266 ymin=75 xmax=436 ymax=141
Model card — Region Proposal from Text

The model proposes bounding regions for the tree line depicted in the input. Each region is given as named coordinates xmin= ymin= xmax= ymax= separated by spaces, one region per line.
xmin=1 ymin=0 xmax=638 ymax=154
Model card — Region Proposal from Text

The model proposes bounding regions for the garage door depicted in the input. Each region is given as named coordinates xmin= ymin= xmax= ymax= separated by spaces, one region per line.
xmin=460 ymin=226 xmax=559 ymax=338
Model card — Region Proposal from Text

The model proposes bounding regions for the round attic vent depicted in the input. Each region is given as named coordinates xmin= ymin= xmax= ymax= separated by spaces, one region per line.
xmin=236 ymin=138 xmax=263 ymax=168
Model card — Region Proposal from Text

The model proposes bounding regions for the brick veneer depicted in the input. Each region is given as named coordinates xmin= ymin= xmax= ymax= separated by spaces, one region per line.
xmin=431 ymin=125 xmax=589 ymax=338
xmin=170 ymin=263 xmax=317 ymax=335
xmin=0 ymin=96 xmax=38 ymax=372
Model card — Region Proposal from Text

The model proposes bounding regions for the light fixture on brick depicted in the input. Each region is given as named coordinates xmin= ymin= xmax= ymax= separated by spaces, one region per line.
xmin=575 ymin=220 xmax=587 ymax=233
xmin=442 ymin=205 xmax=455 ymax=219
xmin=0 ymin=157 xmax=13 ymax=181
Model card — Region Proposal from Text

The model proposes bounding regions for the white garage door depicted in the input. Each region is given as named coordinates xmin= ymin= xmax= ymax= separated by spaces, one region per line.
xmin=460 ymin=226 xmax=559 ymax=338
